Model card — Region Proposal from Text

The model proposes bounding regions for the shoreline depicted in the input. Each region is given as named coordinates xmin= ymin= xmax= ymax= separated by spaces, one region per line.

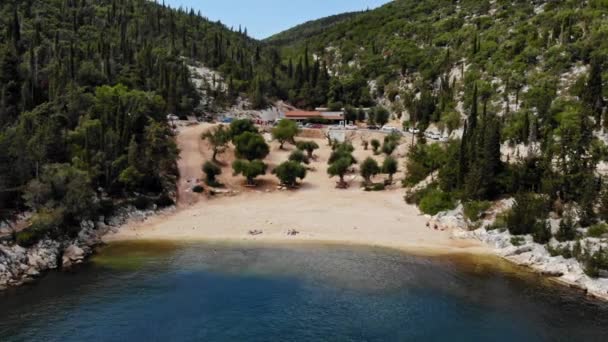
xmin=103 ymin=188 xmax=490 ymax=258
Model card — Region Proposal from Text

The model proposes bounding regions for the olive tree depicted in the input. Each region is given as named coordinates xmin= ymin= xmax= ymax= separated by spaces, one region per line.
xmin=273 ymin=161 xmax=307 ymax=187
xmin=295 ymin=140 xmax=319 ymax=159
xmin=272 ymin=120 xmax=299 ymax=149
xmin=289 ymin=149 xmax=309 ymax=164
xmin=371 ymin=139 xmax=381 ymax=154
xmin=327 ymin=143 xmax=357 ymax=188
xmin=232 ymin=159 xmax=267 ymax=186
xmin=229 ymin=119 xmax=258 ymax=141
xmin=328 ymin=158 xmax=352 ymax=188
xmin=360 ymin=157 xmax=380 ymax=185
xmin=201 ymin=125 xmax=230 ymax=161
xmin=233 ymin=132 xmax=270 ymax=161
xmin=382 ymin=156 xmax=399 ymax=184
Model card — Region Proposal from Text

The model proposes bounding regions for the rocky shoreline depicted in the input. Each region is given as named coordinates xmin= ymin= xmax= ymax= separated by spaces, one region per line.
xmin=0 ymin=206 xmax=173 ymax=290
xmin=429 ymin=202 xmax=608 ymax=301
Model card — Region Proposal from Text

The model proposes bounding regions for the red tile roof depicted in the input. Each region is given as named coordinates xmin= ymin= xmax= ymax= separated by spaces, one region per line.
xmin=284 ymin=110 xmax=322 ymax=118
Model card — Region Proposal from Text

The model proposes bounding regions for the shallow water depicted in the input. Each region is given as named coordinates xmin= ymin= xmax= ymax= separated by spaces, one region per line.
xmin=1 ymin=242 xmax=608 ymax=341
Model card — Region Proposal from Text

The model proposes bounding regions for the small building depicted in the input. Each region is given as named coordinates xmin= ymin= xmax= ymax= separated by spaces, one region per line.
xmin=283 ymin=110 xmax=344 ymax=122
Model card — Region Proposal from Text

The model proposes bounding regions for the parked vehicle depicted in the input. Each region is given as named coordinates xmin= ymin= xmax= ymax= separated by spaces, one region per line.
xmin=345 ymin=124 xmax=358 ymax=130
xmin=424 ymin=131 xmax=442 ymax=140
xmin=408 ymin=127 xmax=420 ymax=134
xmin=366 ymin=125 xmax=380 ymax=130
xmin=381 ymin=126 xmax=400 ymax=134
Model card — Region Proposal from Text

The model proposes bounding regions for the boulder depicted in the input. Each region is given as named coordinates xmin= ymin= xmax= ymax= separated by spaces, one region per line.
xmin=62 ymin=245 xmax=86 ymax=268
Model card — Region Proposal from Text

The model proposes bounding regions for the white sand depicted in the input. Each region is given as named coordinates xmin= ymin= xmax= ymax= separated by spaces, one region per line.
xmin=105 ymin=123 xmax=487 ymax=255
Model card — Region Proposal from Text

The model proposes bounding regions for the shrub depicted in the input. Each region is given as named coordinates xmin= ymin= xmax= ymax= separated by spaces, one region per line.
xmin=155 ymin=194 xmax=175 ymax=207
xmin=582 ymin=248 xmax=608 ymax=278
xmin=510 ymin=236 xmax=525 ymax=246
xmin=133 ymin=196 xmax=152 ymax=209
xmin=488 ymin=212 xmax=508 ymax=231
xmin=15 ymin=230 xmax=40 ymax=247
xmin=371 ymin=139 xmax=381 ymax=154
xmin=296 ymin=141 xmax=320 ymax=159
xmin=273 ymin=161 xmax=307 ymax=187
xmin=16 ymin=209 xmax=63 ymax=247
xmin=556 ymin=213 xmax=577 ymax=241
xmin=202 ymin=161 xmax=222 ymax=186
xmin=289 ymin=149 xmax=309 ymax=164
xmin=587 ymin=223 xmax=608 ymax=238
xmin=381 ymin=133 xmax=400 ymax=156
xmin=418 ymin=188 xmax=455 ymax=215
xmin=507 ymin=193 xmax=549 ymax=236
xmin=405 ymin=186 xmax=432 ymax=205
xmin=365 ymin=183 xmax=386 ymax=192
xmin=192 ymin=185 xmax=204 ymax=193
xmin=372 ymin=183 xmax=385 ymax=191
xmin=546 ymin=244 xmax=573 ymax=259
xmin=532 ymin=221 xmax=552 ymax=244
xmin=382 ymin=156 xmax=399 ymax=183
xmin=463 ymin=201 xmax=492 ymax=222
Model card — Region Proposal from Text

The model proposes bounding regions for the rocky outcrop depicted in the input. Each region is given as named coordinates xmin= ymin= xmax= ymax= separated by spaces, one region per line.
xmin=455 ymin=226 xmax=608 ymax=300
xmin=62 ymin=245 xmax=86 ymax=268
xmin=0 ymin=205 xmax=173 ymax=290
xmin=0 ymin=239 xmax=61 ymax=289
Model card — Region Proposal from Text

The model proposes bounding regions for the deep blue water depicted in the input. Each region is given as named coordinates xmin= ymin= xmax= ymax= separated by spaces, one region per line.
xmin=1 ymin=242 xmax=608 ymax=341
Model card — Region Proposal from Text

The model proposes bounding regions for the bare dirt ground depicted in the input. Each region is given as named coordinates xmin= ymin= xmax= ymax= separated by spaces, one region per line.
xmin=106 ymin=123 xmax=487 ymax=255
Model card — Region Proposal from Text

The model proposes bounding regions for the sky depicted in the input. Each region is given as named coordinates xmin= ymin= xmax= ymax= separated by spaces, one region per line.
xmin=163 ymin=0 xmax=391 ymax=39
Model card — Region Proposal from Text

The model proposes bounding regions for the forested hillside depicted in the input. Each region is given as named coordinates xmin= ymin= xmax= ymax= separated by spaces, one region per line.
xmin=272 ymin=0 xmax=608 ymax=263
xmin=264 ymin=11 xmax=361 ymax=46
xmin=0 ymin=0 xmax=285 ymax=243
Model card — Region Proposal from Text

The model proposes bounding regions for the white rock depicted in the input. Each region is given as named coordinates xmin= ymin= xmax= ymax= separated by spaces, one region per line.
xmin=62 ymin=245 xmax=86 ymax=268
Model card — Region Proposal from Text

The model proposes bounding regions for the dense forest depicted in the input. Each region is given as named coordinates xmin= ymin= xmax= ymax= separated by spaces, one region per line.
xmin=0 ymin=0 xmax=278 ymax=244
xmin=264 ymin=11 xmax=361 ymax=47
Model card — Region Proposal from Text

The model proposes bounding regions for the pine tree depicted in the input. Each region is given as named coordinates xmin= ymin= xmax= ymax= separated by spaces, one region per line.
xmin=583 ymin=58 xmax=604 ymax=123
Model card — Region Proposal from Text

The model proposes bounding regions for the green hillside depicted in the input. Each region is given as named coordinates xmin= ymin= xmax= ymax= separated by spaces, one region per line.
xmin=264 ymin=11 xmax=362 ymax=46
xmin=0 ymin=0 xmax=285 ymax=242
xmin=274 ymin=0 xmax=608 ymax=243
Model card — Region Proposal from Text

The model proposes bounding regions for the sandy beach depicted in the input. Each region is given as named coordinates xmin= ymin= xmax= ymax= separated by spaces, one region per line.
xmin=105 ymin=123 xmax=488 ymax=255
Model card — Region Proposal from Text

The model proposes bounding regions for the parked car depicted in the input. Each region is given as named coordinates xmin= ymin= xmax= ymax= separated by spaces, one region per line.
xmin=381 ymin=126 xmax=400 ymax=134
xmin=345 ymin=124 xmax=358 ymax=130
xmin=366 ymin=125 xmax=380 ymax=130
xmin=407 ymin=127 xmax=420 ymax=134
xmin=424 ymin=131 xmax=442 ymax=140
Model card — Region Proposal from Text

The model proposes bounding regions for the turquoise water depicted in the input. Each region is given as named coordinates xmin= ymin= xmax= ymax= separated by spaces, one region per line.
xmin=1 ymin=242 xmax=608 ymax=341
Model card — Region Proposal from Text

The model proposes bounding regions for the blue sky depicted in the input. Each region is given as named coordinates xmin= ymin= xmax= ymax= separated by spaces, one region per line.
xmin=163 ymin=0 xmax=391 ymax=39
